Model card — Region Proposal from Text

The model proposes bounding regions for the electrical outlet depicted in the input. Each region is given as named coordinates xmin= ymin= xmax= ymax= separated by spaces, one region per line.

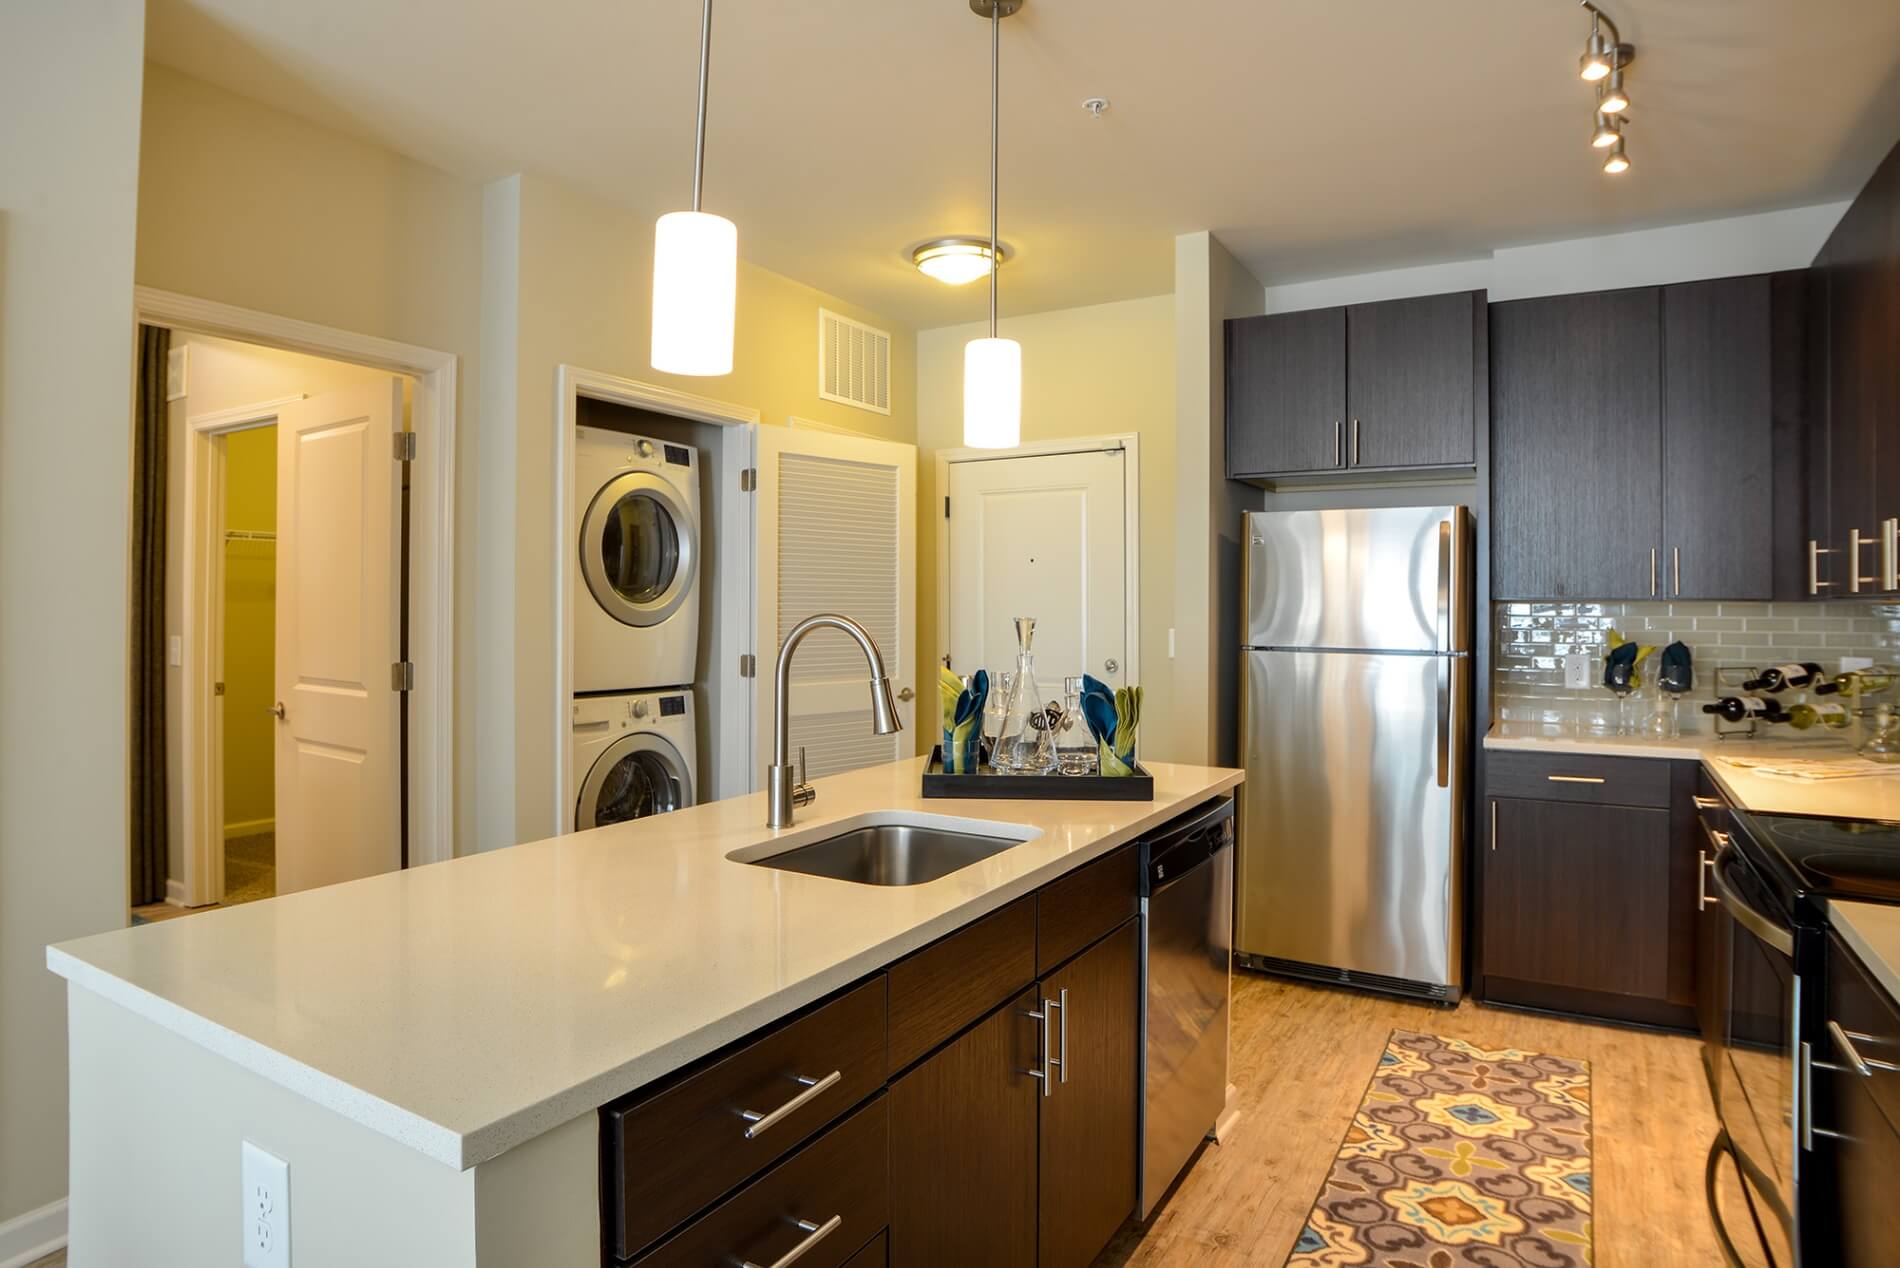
xmin=1564 ymin=654 xmax=1592 ymax=690
xmin=1842 ymin=656 xmax=1875 ymax=673
xmin=242 ymin=1141 xmax=290 ymax=1268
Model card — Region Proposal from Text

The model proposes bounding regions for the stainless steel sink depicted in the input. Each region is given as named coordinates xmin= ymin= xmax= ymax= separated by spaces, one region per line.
xmin=743 ymin=822 xmax=1026 ymax=886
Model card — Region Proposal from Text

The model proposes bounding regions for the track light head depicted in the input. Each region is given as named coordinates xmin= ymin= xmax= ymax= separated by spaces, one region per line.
xmin=1603 ymin=137 xmax=1630 ymax=174
xmin=1591 ymin=113 xmax=1623 ymax=148
xmin=1579 ymin=30 xmax=1613 ymax=81
xmin=1597 ymin=71 xmax=1629 ymax=116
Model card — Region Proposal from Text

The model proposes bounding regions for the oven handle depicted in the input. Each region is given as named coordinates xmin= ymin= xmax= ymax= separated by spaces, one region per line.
xmin=1708 ymin=843 xmax=1794 ymax=957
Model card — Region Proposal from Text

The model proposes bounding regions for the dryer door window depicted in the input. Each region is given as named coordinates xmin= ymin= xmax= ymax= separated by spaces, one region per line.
xmin=581 ymin=472 xmax=697 ymax=627
xmin=577 ymin=734 xmax=694 ymax=830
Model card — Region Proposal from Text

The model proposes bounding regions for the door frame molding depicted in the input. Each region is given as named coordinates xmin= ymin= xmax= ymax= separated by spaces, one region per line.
xmin=136 ymin=287 xmax=459 ymax=903
xmin=552 ymin=366 xmax=759 ymax=838
xmin=933 ymin=433 xmax=1142 ymax=690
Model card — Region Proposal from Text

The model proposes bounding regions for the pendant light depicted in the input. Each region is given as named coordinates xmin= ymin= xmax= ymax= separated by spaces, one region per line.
xmin=963 ymin=0 xmax=1023 ymax=450
xmin=651 ymin=0 xmax=737 ymax=377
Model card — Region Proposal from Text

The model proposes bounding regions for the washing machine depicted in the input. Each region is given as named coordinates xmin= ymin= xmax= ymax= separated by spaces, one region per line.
xmin=574 ymin=425 xmax=701 ymax=693
xmin=570 ymin=689 xmax=698 ymax=831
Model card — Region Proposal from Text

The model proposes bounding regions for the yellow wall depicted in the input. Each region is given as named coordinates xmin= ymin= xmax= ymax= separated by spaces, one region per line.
xmin=915 ymin=294 xmax=1176 ymax=758
xmin=221 ymin=426 xmax=277 ymax=832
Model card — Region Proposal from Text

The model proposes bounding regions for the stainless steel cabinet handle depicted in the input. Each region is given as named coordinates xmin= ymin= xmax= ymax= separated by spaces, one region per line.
xmin=1885 ymin=519 xmax=1899 ymax=591
xmin=1056 ymin=988 xmax=1069 ymax=1085
xmin=1808 ymin=539 xmax=1836 ymax=594
xmin=1650 ymin=547 xmax=1658 ymax=597
xmin=1547 ymin=774 xmax=1606 ymax=784
xmin=1693 ymin=795 xmax=1724 ymax=810
xmin=738 ymin=1070 xmax=841 ymax=1139
xmin=1490 ymin=799 xmax=1498 ymax=852
xmin=1334 ymin=420 xmax=1343 ymax=467
xmin=1851 ymin=527 xmax=1877 ymax=593
xmin=1697 ymin=849 xmax=1717 ymax=910
xmin=1672 ymin=546 xmax=1681 ymax=597
xmin=740 ymin=1215 xmax=843 ymax=1268
xmin=1830 ymin=1019 xmax=1900 ymax=1076
xmin=1350 ymin=418 xmax=1361 ymax=466
xmin=1024 ymin=1002 xmax=1053 ymax=1096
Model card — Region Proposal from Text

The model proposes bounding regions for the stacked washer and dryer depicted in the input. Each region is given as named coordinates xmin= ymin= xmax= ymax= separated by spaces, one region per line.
xmin=570 ymin=426 xmax=703 ymax=830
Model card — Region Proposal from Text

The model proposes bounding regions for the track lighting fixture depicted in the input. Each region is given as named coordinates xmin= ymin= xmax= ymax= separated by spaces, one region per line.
xmin=1577 ymin=2 xmax=1636 ymax=177
xmin=651 ymin=0 xmax=738 ymax=376
xmin=962 ymin=0 xmax=1024 ymax=450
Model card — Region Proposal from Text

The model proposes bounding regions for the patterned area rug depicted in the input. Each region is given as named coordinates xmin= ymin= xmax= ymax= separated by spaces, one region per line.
xmin=1287 ymin=1030 xmax=1593 ymax=1267
xmin=224 ymin=831 xmax=276 ymax=905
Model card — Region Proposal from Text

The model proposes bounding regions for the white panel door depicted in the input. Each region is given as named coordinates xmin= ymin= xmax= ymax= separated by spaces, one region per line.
xmin=946 ymin=447 xmax=1127 ymax=705
xmin=754 ymin=425 xmax=916 ymax=782
xmin=274 ymin=379 xmax=402 ymax=893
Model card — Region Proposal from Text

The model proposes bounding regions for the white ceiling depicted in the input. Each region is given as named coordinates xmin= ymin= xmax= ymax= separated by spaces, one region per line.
xmin=146 ymin=0 xmax=1900 ymax=329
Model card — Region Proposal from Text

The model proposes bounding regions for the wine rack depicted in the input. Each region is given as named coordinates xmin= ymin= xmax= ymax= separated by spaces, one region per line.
xmin=1708 ymin=665 xmax=1898 ymax=743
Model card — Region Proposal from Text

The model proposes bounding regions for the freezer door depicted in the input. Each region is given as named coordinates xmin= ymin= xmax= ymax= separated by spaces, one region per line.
xmin=1237 ymin=648 xmax=1465 ymax=989
xmin=1243 ymin=507 xmax=1470 ymax=653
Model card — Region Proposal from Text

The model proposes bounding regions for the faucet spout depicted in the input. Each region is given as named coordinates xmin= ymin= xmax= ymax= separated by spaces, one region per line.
xmin=768 ymin=613 xmax=903 ymax=828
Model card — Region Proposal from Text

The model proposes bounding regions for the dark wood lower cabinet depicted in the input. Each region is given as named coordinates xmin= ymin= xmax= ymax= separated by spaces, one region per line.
xmin=1038 ymin=920 xmax=1140 ymax=1268
xmin=888 ymin=988 xmax=1039 ymax=1267
xmin=842 ymin=1230 xmax=888 ymax=1268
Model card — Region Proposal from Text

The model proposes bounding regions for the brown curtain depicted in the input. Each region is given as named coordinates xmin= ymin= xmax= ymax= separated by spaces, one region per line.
xmin=130 ymin=324 xmax=170 ymax=906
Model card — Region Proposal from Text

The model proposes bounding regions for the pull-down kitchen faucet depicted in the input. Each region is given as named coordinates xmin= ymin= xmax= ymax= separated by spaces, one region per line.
xmin=768 ymin=614 xmax=902 ymax=828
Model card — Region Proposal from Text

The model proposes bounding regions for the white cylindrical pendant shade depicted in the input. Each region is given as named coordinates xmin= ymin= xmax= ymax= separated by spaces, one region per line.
xmin=651 ymin=211 xmax=737 ymax=376
xmin=963 ymin=336 xmax=1021 ymax=449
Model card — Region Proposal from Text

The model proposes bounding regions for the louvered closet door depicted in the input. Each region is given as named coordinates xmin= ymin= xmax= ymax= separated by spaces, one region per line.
xmin=754 ymin=425 xmax=916 ymax=782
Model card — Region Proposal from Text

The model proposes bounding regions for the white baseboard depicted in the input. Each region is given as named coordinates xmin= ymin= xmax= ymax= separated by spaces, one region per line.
xmin=0 ymin=1197 xmax=67 ymax=1268
xmin=165 ymin=877 xmax=188 ymax=907
xmin=223 ymin=817 xmax=275 ymax=841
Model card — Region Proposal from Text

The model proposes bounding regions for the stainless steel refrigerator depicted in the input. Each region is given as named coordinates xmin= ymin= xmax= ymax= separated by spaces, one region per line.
xmin=1237 ymin=506 xmax=1472 ymax=1000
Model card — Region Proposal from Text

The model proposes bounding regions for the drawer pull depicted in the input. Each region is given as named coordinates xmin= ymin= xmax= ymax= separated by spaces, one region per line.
xmin=741 ymin=1214 xmax=843 ymax=1268
xmin=739 ymin=1070 xmax=842 ymax=1139
xmin=1546 ymin=775 xmax=1606 ymax=784
xmin=1693 ymin=795 xmax=1724 ymax=810
xmin=1697 ymin=849 xmax=1718 ymax=910
xmin=1830 ymin=1020 xmax=1900 ymax=1077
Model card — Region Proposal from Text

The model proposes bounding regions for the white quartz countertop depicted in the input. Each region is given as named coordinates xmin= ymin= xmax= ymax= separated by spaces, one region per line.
xmin=1831 ymin=901 xmax=1900 ymax=1004
xmin=1485 ymin=724 xmax=1900 ymax=819
xmin=47 ymin=757 xmax=1241 ymax=1170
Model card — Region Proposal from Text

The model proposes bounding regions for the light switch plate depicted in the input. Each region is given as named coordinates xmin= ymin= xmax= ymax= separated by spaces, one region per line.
xmin=1841 ymin=656 xmax=1875 ymax=673
xmin=168 ymin=634 xmax=182 ymax=667
xmin=1563 ymin=654 xmax=1592 ymax=690
xmin=241 ymin=1141 xmax=290 ymax=1268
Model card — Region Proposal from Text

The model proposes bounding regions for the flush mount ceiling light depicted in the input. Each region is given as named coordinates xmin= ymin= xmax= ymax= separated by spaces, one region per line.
xmin=963 ymin=0 xmax=1024 ymax=450
xmin=1577 ymin=2 xmax=1636 ymax=177
xmin=912 ymin=237 xmax=1010 ymax=286
xmin=651 ymin=0 xmax=737 ymax=377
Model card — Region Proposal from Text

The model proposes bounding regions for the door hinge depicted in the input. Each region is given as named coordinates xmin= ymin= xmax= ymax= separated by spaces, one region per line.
xmin=739 ymin=653 xmax=756 ymax=679
xmin=944 ymin=495 xmax=951 ymax=518
xmin=393 ymin=432 xmax=417 ymax=462
xmin=391 ymin=660 xmax=415 ymax=692
xmin=740 ymin=467 xmax=757 ymax=493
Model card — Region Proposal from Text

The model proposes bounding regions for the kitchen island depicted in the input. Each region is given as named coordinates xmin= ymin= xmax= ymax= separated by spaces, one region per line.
xmin=48 ymin=755 xmax=1241 ymax=1267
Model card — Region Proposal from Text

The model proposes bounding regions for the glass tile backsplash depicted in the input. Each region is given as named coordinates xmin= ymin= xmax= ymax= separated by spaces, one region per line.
xmin=1492 ymin=600 xmax=1900 ymax=730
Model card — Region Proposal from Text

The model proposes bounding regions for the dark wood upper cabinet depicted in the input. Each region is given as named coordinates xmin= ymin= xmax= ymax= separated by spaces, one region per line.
xmin=1662 ymin=275 xmax=1774 ymax=599
xmin=1346 ymin=291 xmax=1477 ymax=469
xmin=1490 ymin=288 xmax=1664 ymax=600
xmin=888 ymin=989 xmax=1039 ymax=1268
xmin=1037 ymin=921 xmax=1140 ymax=1268
xmin=1226 ymin=307 xmax=1346 ymax=476
xmin=1227 ymin=293 xmax=1481 ymax=480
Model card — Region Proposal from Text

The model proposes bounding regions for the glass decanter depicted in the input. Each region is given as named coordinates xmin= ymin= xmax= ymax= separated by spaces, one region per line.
xmin=995 ymin=618 xmax=1056 ymax=773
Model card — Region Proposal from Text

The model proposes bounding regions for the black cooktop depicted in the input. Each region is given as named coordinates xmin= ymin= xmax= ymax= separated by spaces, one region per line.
xmin=1733 ymin=809 xmax=1900 ymax=906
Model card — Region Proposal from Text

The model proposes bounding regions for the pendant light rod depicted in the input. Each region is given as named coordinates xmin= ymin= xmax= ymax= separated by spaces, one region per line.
xmin=988 ymin=0 xmax=999 ymax=339
xmin=691 ymin=0 xmax=713 ymax=212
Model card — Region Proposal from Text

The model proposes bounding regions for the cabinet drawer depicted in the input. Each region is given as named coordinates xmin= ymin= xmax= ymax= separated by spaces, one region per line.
xmin=1485 ymin=749 xmax=1673 ymax=808
xmin=842 ymin=1230 xmax=887 ymax=1268
xmin=1827 ymin=932 xmax=1900 ymax=1136
xmin=604 ymin=978 xmax=887 ymax=1261
xmin=888 ymin=896 xmax=1036 ymax=1074
xmin=632 ymin=1096 xmax=891 ymax=1268
xmin=1037 ymin=846 xmax=1139 ymax=974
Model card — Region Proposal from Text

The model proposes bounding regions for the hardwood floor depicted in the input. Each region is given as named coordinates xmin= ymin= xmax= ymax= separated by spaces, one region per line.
xmin=1099 ymin=971 xmax=1767 ymax=1267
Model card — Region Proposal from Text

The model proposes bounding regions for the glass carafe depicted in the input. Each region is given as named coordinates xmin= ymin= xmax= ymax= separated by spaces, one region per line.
xmin=995 ymin=618 xmax=1056 ymax=773
xmin=1056 ymin=676 xmax=1097 ymax=775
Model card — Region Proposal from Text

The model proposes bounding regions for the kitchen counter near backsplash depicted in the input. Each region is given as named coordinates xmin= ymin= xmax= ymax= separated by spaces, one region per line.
xmin=1493 ymin=599 xmax=1900 ymax=733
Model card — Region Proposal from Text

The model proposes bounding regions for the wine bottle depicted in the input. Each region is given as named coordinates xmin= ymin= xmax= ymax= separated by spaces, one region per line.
xmin=1742 ymin=662 xmax=1824 ymax=693
xmin=1816 ymin=671 xmax=1894 ymax=696
xmin=1786 ymin=701 xmax=1852 ymax=730
xmin=1702 ymin=695 xmax=1787 ymax=723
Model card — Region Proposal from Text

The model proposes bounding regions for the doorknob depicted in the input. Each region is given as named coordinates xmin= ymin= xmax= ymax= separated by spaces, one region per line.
xmin=1104 ymin=659 xmax=1119 ymax=675
xmin=896 ymin=687 xmax=915 ymax=702
xmin=267 ymin=702 xmax=287 ymax=720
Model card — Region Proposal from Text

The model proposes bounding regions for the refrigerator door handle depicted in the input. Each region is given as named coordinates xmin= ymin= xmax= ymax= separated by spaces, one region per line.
xmin=1435 ymin=655 xmax=1450 ymax=789
xmin=1436 ymin=519 xmax=1452 ymax=654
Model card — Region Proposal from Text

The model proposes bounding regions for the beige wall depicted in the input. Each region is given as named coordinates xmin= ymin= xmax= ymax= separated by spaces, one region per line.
xmin=914 ymin=295 xmax=1176 ymax=758
xmin=0 ymin=0 xmax=146 ymax=1234
xmin=481 ymin=172 xmax=918 ymax=847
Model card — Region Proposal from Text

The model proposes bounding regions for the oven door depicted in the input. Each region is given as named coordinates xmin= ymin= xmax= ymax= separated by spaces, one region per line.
xmin=1706 ymin=840 xmax=1799 ymax=1266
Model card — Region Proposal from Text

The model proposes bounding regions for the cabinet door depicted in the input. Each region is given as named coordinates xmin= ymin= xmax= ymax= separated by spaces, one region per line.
xmin=888 ymin=989 xmax=1038 ymax=1268
xmin=1346 ymin=292 xmax=1476 ymax=469
xmin=1827 ymin=189 xmax=1889 ymax=590
xmin=1662 ymin=276 xmax=1774 ymax=599
xmin=1483 ymin=797 xmax=1672 ymax=999
xmin=1226 ymin=308 xmax=1346 ymax=477
xmin=1038 ymin=921 xmax=1139 ymax=1268
xmin=1490 ymin=289 xmax=1663 ymax=599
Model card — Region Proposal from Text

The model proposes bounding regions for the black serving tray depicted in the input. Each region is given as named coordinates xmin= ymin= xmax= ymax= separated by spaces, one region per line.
xmin=923 ymin=746 xmax=1154 ymax=801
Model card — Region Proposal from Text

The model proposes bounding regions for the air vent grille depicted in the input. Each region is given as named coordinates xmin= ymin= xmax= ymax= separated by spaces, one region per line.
xmin=818 ymin=308 xmax=892 ymax=415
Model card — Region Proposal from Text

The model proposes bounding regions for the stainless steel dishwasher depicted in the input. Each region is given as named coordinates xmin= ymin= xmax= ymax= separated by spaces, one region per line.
xmin=1137 ymin=795 xmax=1235 ymax=1218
